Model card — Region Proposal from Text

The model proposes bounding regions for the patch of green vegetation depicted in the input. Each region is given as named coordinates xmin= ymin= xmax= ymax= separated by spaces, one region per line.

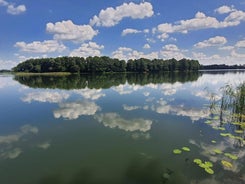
xmin=173 ymin=149 xmax=182 ymax=154
xmin=193 ymin=159 xmax=214 ymax=174
xmin=221 ymin=160 xmax=233 ymax=169
xmin=224 ymin=153 xmax=238 ymax=160
xmin=213 ymin=149 xmax=223 ymax=154
xmin=182 ymin=147 xmax=190 ymax=152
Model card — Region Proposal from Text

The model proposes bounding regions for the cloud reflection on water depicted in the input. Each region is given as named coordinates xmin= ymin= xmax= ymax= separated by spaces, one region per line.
xmin=95 ymin=113 xmax=152 ymax=132
xmin=0 ymin=124 xmax=38 ymax=159
xmin=53 ymin=101 xmax=100 ymax=120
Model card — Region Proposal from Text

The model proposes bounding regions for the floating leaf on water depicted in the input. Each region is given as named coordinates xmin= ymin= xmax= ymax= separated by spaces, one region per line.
xmin=173 ymin=149 xmax=182 ymax=154
xmin=241 ymin=123 xmax=245 ymax=129
xmin=205 ymin=120 xmax=212 ymax=124
xmin=193 ymin=159 xmax=202 ymax=164
xmin=212 ymin=127 xmax=219 ymax=130
xmin=224 ymin=153 xmax=238 ymax=160
xmin=199 ymin=163 xmax=208 ymax=168
xmin=221 ymin=160 xmax=233 ymax=168
xmin=211 ymin=140 xmax=216 ymax=143
xmin=218 ymin=127 xmax=225 ymax=131
xmin=213 ymin=116 xmax=219 ymax=120
xmin=234 ymin=136 xmax=243 ymax=141
xmin=228 ymin=134 xmax=235 ymax=139
xmin=182 ymin=147 xmax=190 ymax=152
xmin=213 ymin=149 xmax=223 ymax=154
xmin=220 ymin=133 xmax=229 ymax=137
xmin=162 ymin=173 xmax=170 ymax=179
xmin=205 ymin=167 xmax=214 ymax=174
xmin=235 ymin=130 xmax=243 ymax=134
xmin=204 ymin=161 xmax=213 ymax=167
xmin=231 ymin=122 xmax=241 ymax=125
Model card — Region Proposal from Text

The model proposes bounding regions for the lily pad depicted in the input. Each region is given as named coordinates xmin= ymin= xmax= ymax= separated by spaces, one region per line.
xmin=193 ymin=159 xmax=202 ymax=164
xmin=231 ymin=122 xmax=241 ymax=125
xmin=162 ymin=173 xmax=170 ymax=179
xmin=213 ymin=149 xmax=223 ymax=154
xmin=221 ymin=160 xmax=233 ymax=168
xmin=220 ymin=133 xmax=229 ymax=137
xmin=205 ymin=120 xmax=212 ymax=124
xmin=211 ymin=140 xmax=216 ymax=143
xmin=235 ymin=130 xmax=243 ymax=134
xmin=204 ymin=161 xmax=213 ymax=167
xmin=224 ymin=153 xmax=238 ymax=160
xmin=218 ymin=127 xmax=225 ymax=131
xmin=182 ymin=147 xmax=190 ymax=152
xmin=199 ymin=163 xmax=208 ymax=168
xmin=205 ymin=167 xmax=214 ymax=174
xmin=173 ymin=149 xmax=182 ymax=154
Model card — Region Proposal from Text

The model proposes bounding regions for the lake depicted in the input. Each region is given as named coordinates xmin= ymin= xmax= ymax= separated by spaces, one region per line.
xmin=0 ymin=71 xmax=244 ymax=184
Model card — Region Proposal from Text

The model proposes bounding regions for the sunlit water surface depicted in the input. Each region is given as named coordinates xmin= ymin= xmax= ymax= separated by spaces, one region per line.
xmin=0 ymin=71 xmax=244 ymax=184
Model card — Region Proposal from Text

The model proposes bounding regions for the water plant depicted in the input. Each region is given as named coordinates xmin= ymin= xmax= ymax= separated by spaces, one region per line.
xmin=173 ymin=149 xmax=182 ymax=154
xmin=221 ymin=160 xmax=233 ymax=169
xmin=213 ymin=149 xmax=223 ymax=154
xmin=205 ymin=167 xmax=214 ymax=174
xmin=193 ymin=159 xmax=214 ymax=174
xmin=224 ymin=153 xmax=238 ymax=160
xmin=182 ymin=147 xmax=190 ymax=152
xmin=208 ymin=82 xmax=245 ymax=147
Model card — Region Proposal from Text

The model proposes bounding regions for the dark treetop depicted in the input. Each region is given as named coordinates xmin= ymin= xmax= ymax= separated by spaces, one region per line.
xmin=12 ymin=56 xmax=200 ymax=73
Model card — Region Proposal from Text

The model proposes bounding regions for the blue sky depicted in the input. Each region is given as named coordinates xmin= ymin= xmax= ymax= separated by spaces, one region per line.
xmin=0 ymin=0 xmax=245 ymax=69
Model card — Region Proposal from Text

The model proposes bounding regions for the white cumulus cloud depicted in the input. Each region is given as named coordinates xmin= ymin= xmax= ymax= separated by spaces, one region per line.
xmin=112 ymin=47 xmax=158 ymax=61
xmin=14 ymin=40 xmax=66 ymax=53
xmin=215 ymin=5 xmax=235 ymax=14
xmin=0 ymin=0 xmax=26 ymax=15
xmin=160 ymin=44 xmax=186 ymax=60
xmin=122 ymin=28 xmax=141 ymax=36
xmin=70 ymin=42 xmax=104 ymax=58
xmin=194 ymin=36 xmax=227 ymax=48
xmin=235 ymin=39 xmax=245 ymax=48
xmin=7 ymin=4 xmax=26 ymax=15
xmin=46 ymin=20 xmax=98 ymax=43
xmin=90 ymin=2 xmax=154 ymax=27
xmin=155 ymin=8 xmax=245 ymax=39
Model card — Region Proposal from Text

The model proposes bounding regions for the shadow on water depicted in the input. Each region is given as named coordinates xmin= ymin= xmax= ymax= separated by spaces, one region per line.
xmin=37 ymin=155 xmax=189 ymax=184
xmin=14 ymin=72 xmax=200 ymax=90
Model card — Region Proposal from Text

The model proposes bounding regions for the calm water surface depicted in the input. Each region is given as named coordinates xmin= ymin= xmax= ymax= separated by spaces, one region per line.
xmin=0 ymin=71 xmax=244 ymax=184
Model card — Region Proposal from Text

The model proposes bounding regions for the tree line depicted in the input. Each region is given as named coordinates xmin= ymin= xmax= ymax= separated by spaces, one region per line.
xmin=12 ymin=56 xmax=200 ymax=73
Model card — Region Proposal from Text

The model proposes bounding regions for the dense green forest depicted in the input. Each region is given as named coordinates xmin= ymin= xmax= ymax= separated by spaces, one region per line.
xmin=200 ymin=64 xmax=245 ymax=70
xmin=14 ymin=72 xmax=200 ymax=89
xmin=12 ymin=56 xmax=200 ymax=73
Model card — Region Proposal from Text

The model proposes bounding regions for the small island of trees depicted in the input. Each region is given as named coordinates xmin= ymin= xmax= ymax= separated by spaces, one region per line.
xmin=12 ymin=56 xmax=200 ymax=73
